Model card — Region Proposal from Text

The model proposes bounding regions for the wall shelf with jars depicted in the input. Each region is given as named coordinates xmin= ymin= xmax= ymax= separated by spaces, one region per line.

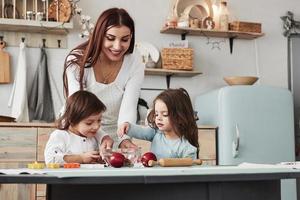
xmin=0 ymin=0 xmax=74 ymax=48
xmin=164 ymin=0 xmax=264 ymax=53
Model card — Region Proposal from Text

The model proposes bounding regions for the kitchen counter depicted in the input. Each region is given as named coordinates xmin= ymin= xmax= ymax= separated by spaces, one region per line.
xmin=0 ymin=165 xmax=299 ymax=200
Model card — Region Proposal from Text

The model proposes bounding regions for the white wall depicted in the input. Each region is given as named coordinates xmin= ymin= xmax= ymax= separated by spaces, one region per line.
xmin=1 ymin=0 xmax=299 ymax=118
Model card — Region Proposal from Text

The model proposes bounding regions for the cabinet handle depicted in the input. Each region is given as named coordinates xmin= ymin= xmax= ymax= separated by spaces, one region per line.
xmin=232 ymin=124 xmax=240 ymax=158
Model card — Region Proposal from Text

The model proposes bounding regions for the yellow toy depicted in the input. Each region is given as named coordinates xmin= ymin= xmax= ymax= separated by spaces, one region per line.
xmin=27 ymin=161 xmax=45 ymax=169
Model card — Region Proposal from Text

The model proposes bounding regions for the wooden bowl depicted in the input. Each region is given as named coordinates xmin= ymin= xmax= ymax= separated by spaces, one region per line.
xmin=0 ymin=115 xmax=16 ymax=122
xmin=223 ymin=76 xmax=258 ymax=86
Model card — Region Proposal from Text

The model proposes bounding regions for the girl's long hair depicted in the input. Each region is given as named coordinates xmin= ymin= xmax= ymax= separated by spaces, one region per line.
xmin=147 ymin=88 xmax=199 ymax=157
xmin=63 ymin=8 xmax=135 ymax=97
xmin=56 ymin=90 xmax=106 ymax=130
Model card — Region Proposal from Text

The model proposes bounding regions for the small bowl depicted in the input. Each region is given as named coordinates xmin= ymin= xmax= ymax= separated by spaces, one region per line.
xmin=223 ymin=76 xmax=258 ymax=86
xmin=101 ymin=148 xmax=141 ymax=167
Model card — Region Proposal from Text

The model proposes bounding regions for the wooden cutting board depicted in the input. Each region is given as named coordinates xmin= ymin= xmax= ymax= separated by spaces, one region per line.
xmin=0 ymin=40 xmax=11 ymax=83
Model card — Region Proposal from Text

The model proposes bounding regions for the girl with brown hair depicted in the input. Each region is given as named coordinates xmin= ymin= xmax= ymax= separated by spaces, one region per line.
xmin=63 ymin=8 xmax=144 ymax=150
xmin=118 ymin=88 xmax=199 ymax=159
xmin=44 ymin=90 xmax=106 ymax=164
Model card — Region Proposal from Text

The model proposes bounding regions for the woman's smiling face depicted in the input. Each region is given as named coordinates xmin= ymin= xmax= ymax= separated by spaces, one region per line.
xmin=102 ymin=25 xmax=132 ymax=62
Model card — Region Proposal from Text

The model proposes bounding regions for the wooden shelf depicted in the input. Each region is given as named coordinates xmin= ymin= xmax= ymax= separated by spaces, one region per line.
xmin=0 ymin=18 xmax=73 ymax=35
xmin=143 ymin=68 xmax=201 ymax=89
xmin=145 ymin=68 xmax=202 ymax=77
xmin=160 ymin=26 xmax=264 ymax=40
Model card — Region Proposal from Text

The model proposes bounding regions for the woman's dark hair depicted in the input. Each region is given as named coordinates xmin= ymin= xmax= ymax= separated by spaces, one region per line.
xmin=63 ymin=8 xmax=135 ymax=97
xmin=147 ymin=88 xmax=199 ymax=157
xmin=56 ymin=90 xmax=106 ymax=130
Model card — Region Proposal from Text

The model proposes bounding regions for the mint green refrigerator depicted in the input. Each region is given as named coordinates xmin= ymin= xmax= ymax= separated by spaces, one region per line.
xmin=195 ymin=85 xmax=296 ymax=200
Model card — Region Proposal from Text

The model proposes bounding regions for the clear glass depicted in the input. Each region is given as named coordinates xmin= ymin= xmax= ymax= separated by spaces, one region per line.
xmin=121 ymin=147 xmax=142 ymax=166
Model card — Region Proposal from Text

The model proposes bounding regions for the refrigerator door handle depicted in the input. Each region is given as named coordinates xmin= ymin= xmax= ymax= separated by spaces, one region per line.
xmin=232 ymin=124 xmax=240 ymax=158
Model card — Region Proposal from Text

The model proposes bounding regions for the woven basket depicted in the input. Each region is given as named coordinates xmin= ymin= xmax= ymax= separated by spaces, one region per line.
xmin=161 ymin=48 xmax=193 ymax=70
xmin=229 ymin=21 xmax=261 ymax=33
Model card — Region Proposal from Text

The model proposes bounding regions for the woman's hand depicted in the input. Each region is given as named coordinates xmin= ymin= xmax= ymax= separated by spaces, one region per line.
xmin=119 ymin=139 xmax=137 ymax=149
xmin=117 ymin=122 xmax=130 ymax=138
xmin=81 ymin=151 xmax=101 ymax=164
xmin=100 ymin=135 xmax=114 ymax=152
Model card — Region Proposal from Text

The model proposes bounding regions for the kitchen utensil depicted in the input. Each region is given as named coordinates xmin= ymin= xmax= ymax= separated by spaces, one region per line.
xmin=0 ymin=40 xmax=11 ymax=83
xmin=148 ymin=158 xmax=202 ymax=167
xmin=0 ymin=115 xmax=15 ymax=122
xmin=223 ymin=76 xmax=258 ymax=85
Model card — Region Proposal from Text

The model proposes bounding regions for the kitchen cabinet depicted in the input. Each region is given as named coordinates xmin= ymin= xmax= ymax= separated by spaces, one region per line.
xmin=0 ymin=163 xmax=36 ymax=200
xmin=0 ymin=123 xmax=54 ymax=200
xmin=0 ymin=122 xmax=217 ymax=199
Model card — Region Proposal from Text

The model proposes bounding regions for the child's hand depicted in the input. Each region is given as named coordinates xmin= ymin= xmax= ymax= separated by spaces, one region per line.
xmin=81 ymin=151 xmax=100 ymax=164
xmin=117 ymin=122 xmax=130 ymax=138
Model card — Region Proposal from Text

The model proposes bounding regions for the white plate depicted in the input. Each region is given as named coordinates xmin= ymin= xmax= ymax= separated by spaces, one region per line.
xmin=182 ymin=4 xmax=208 ymax=20
xmin=173 ymin=0 xmax=213 ymax=18
xmin=135 ymin=41 xmax=160 ymax=64
xmin=80 ymin=164 xmax=105 ymax=169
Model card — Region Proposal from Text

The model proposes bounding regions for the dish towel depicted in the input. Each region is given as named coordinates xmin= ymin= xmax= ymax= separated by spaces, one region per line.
xmin=8 ymin=42 xmax=29 ymax=122
xmin=28 ymin=47 xmax=55 ymax=122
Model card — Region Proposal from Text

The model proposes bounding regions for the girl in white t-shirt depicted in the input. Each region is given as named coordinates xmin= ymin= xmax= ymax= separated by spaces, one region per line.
xmin=44 ymin=90 xmax=107 ymax=164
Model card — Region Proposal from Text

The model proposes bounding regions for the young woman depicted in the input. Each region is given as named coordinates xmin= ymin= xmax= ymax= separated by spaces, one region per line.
xmin=63 ymin=8 xmax=144 ymax=149
xmin=118 ymin=88 xmax=199 ymax=159
xmin=44 ymin=90 xmax=106 ymax=164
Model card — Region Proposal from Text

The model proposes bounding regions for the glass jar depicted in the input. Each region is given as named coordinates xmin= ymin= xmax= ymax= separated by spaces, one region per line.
xmin=26 ymin=11 xmax=35 ymax=20
xmin=219 ymin=1 xmax=229 ymax=31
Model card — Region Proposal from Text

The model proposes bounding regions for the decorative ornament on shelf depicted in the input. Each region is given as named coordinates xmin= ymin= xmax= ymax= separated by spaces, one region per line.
xmin=69 ymin=0 xmax=95 ymax=38
xmin=281 ymin=11 xmax=300 ymax=37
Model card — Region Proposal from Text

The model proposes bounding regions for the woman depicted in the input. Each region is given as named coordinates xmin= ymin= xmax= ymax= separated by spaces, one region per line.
xmin=63 ymin=8 xmax=144 ymax=150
